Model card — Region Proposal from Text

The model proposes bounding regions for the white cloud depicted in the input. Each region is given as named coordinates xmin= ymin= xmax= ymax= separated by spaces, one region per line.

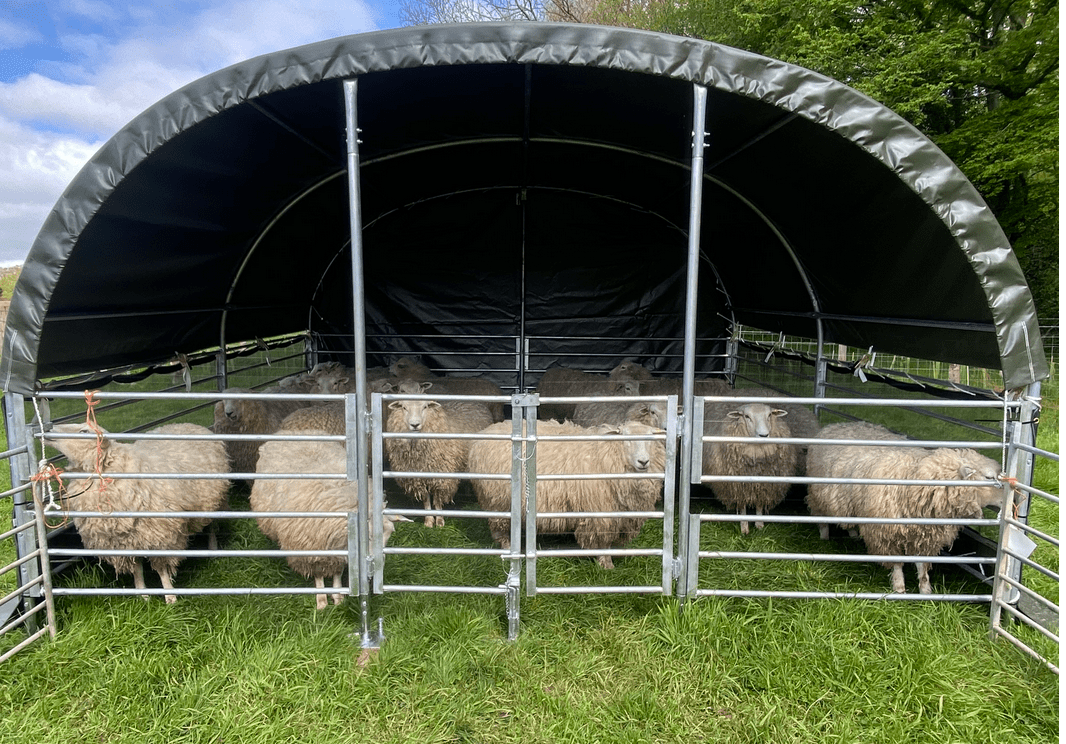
xmin=0 ymin=18 xmax=42 ymax=51
xmin=0 ymin=0 xmax=382 ymax=263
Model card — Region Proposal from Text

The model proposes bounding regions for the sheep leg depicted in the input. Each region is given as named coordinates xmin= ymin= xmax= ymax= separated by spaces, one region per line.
xmin=207 ymin=524 xmax=218 ymax=551
xmin=157 ymin=569 xmax=178 ymax=604
xmin=132 ymin=559 xmax=150 ymax=601
xmin=596 ymin=554 xmax=615 ymax=570
xmin=889 ymin=563 xmax=906 ymax=593
xmin=817 ymin=522 xmax=830 ymax=540
xmin=739 ymin=506 xmax=750 ymax=536
xmin=331 ymin=573 xmax=345 ymax=606
xmin=422 ymin=495 xmax=435 ymax=528
xmin=432 ymin=491 xmax=446 ymax=528
xmin=754 ymin=506 xmax=765 ymax=531
xmin=314 ymin=576 xmax=328 ymax=611
xmin=916 ymin=562 xmax=933 ymax=595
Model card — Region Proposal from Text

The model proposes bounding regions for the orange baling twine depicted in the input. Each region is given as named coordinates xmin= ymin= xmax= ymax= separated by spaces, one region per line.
xmin=31 ymin=463 xmax=69 ymax=529
xmin=83 ymin=390 xmax=114 ymax=493
xmin=997 ymin=474 xmax=1022 ymax=520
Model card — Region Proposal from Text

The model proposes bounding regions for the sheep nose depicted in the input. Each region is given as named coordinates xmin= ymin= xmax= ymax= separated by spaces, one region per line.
xmin=408 ymin=421 xmax=422 ymax=432
xmin=636 ymin=457 xmax=649 ymax=470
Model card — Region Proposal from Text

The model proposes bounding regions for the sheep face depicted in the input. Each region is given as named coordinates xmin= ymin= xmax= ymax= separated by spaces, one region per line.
xmin=624 ymin=400 xmax=668 ymax=428
xmin=727 ymin=403 xmax=788 ymax=438
xmin=949 ymin=449 xmax=1004 ymax=517
xmin=610 ymin=421 xmax=664 ymax=473
xmin=609 ymin=360 xmax=654 ymax=381
xmin=388 ymin=381 xmax=438 ymax=432
xmin=390 ymin=357 xmax=433 ymax=379
xmin=45 ymin=422 xmax=110 ymax=471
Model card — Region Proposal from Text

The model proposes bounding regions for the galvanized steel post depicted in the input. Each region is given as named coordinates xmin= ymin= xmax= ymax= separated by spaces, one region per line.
xmin=343 ymin=78 xmax=376 ymax=650
xmin=676 ymin=84 xmax=708 ymax=598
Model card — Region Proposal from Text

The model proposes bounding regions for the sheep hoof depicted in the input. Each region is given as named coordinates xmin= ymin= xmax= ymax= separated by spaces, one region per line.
xmin=435 ymin=516 xmax=445 ymax=528
xmin=423 ymin=515 xmax=435 ymax=528
xmin=332 ymin=594 xmax=345 ymax=606
xmin=754 ymin=521 xmax=765 ymax=530
xmin=164 ymin=595 xmax=177 ymax=605
xmin=740 ymin=522 xmax=750 ymax=536
xmin=315 ymin=595 xmax=329 ymax=611
xmin=597 ymin=555 xmax=615 ymax=570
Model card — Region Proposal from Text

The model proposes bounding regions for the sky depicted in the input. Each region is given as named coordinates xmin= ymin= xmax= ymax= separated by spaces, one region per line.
xmin=0 ymin=0 xmax=405 ymax=266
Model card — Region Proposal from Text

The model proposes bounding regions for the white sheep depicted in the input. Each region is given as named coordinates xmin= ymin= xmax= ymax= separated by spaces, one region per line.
xmin=571 ymin=379 xmax=642 ymax=427
xmin=390 ymin=356 xmax=436 ymax=380
xmin=385 ymin=380 xmax=495 ymax=527
xmin=468 ymin=418 xmax=666 ymax=569
xmin=805 ymin=421 xmax=1003 ymax=593
xmin=45 ymin=422 xmax=230 ymax=603
xmin=211 ymin=388 xmax=312 ymax=478
xmin=534 ymin=365 xmax=612 ymax=422
xmin=250 ymin=432 xmax=410 ymax=609
xmin=702 ymin=399 xmax=798 ymax=534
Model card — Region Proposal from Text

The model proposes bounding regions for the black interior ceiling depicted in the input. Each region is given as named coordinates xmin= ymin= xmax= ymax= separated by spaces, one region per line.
xmin=0 ymin=23 xmax=1047 ymax=395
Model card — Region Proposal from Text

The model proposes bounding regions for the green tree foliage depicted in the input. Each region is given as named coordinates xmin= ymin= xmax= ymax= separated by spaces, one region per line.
xmin=589 ymin=0 xmax=1059 ymax=318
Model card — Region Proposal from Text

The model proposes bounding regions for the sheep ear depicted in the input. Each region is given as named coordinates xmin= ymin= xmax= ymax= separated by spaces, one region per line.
xmin=771 ymin=408 xmax=788 ymax=417
xmin=599 ymin=425 xmax=622 ymax=435
xmin=727 ymin=411 xmax=743 ymax=419
xmin=959 ymin=465 xmax=978 ymax=479
xmin=388 ymin=401 xmax=403 ymax=410
xmin=428 ymin=401 xmax=442 ymax=409
xmin=419 ymin=381 xmax=433 ymax=393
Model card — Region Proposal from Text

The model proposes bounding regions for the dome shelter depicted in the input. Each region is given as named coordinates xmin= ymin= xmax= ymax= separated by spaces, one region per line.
xmin=0 ymin=23 xmax=1047 ymax=394
xmin=0 ymin=24 xmax=1052 ymax=655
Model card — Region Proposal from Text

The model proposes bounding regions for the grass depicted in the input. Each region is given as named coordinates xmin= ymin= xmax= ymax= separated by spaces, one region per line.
xmin=0 ymin=363 xmax=1058 ymax=743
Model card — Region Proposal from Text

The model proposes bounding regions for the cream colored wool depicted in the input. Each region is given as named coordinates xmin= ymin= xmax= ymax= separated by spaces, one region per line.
xmin=45 ymin=422 xmax=229 ymax=603
xmin=469 ymin=418 xmax=666 ymax=569
xmin=385 ymin=381 xmax=495 ymax=527
xmin=534 ymin=365 xmax=613 ymax=422
xmin=250 ymin=432 xmax=407 ymax=609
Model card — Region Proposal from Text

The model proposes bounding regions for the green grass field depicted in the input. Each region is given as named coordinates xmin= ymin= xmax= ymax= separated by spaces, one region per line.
xmin=0 ymin=361 xmax=1057 ymax=743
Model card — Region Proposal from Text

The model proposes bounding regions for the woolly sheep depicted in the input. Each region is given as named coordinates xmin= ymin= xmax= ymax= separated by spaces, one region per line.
xmin=250 ymin=433 xmax=410 ymax=609
xmin=608 ymin=359 xmax=655 ymax=382
xmin=805 ymin=422 xmax=1003 ymax=593
xmin=45 ymin=422 xmax=230 ymax=603
xmin=468 ymin=418 xmax=666 ymax=569
xmin=702 ymin=399 xmax=798 ymax=534
xmin=390 ymin=356 xmax=436 ymax=380
xmin=385 ymin=380 xmax=495 ymax=527
xmin=571 ymin=379 xmax=642 ymax=427
xmin=212 ymin=388 xmax=312 ymax=479
xmin=534 ymin=365 xmax=612 ymax=422
xmin=730 ymin=389 xmax=821 ymax=474
xmin=421 ymin=377 xmax=507 ymax=423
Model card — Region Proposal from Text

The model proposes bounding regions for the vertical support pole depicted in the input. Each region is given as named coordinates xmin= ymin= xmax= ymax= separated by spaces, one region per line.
xmin=31 ymin=488 xmax=56 ymax=639
xmin=5 ymin=392 xmax=41 ymax=629
xmin=814 ymin=320 xmax=828 ymax=413
xmin=215 ymin=349 xmax=228 ymax=392
xmin=518 ymin=64 xmax=532 ymax=394
xmin=343 ymin=78 xmax=376 ymax=651
xmin=676 ymin=84 xmax=708 ymax=598
xmin=506 ymin=394 xmax=530 ymax=640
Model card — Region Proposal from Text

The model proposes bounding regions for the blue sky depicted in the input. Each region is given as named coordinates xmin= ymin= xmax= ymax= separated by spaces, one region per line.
xmin=0 ymin=0 xmax=405 ymax=265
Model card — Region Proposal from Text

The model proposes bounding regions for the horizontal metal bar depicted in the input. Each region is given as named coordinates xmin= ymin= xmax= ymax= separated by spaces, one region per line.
xmin=995 ymin=574 xmax=1059 ymax=614
xmin=700 ymin=435 xmax=1002 ymax=450
xmin=693 ymin=589 xmax=993 ymax=601
xmin=384 ymin=508 xmax=511 ymax=519
xmin=994 ymin=600 xmax=1060 ymax=644
xmin=0 ymin=625 xmax=52 ymax=664
xmin=384 ymin=471 xmax=511 ymax=481
xmin=1007 ymin=481 xmax=1060 ymax=504
xmin=383 ymin=547 xmax=510 ymax=557
xmin=989 ymin=626 xmax=1060 ymax=674
xmin=701 ymin=395 xmax=1011 ymax=408
xmin=380 ymin=585 xmax=508 ymax=595
xmin=51 ymin=587 xmax=347 ymax=597
xmin=0 ymin=574 xmax=44 ymax=608
xmin=0 ymin=598 xmax=46 ymax=637
xmin=534 ymin=549 xmax=663 ymax=558
xmin=1003 ymin=516 xmax=1059 ymax=548
xmin=58 ymin=471 xmax=345 ymax=480
xmin=49 ymin=549 xmax=347 ymax=559
xmin=1011 ymin=441 xmax=1059 ymax=461
xmin=47 ymin=510 xmax=357 ymax=519
xmin=533 ymin=511 xmax=664 ymax=519
xmin=697 ymin=551 xmax=996 ymax=564
xmin=0 ymin=519 xmax=36 ymax=543
xmin=43 ymin=432 xmax=345 ymax=443
xmin=0 ymin=483 xmax=33 ymax=500
xmin=699 ymin=474 xmax=1003 ymax=488
xmin=0 ymin=548 xmax=43 ymax=579
xmin=1002 ymin=548 xmax=1060 ymax=580
xmin=696 ymin=513 xmax=1000 ymax=527
xmin=533 ymin=586 xmax=665 ymax=595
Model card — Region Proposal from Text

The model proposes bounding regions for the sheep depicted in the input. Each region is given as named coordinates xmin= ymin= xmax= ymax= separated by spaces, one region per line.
xmin=729 ymin=388 xmax=821 ymax=474
xmin=608 ymin=359 xmax=654 ymax=382
xmin=279 ymin=402 xmax=346 ymax=435
xmin=571 ymin=379 xmax=642 ymax=427
xmin=384 ymin=380 xmax=495 ymax=527
xmin=390 ymin=356 xmax=436 ymax=380
xmin=211 ymin=387 xmax=318 ymax=478
xmin=534 ymin=365 xmax=612 ymax=422
xmin=469 ymin=418 xmax=666 ymax=569
xmin=422 ymin=377 xmax=507 ymax=423
xmin=250 ymin=433 xmax=410 ymax=609
xmin=805 ymin=421 xmax=904 ymax=539
xmin=309 ymin=364 xmax=392 ymax=395
xmin=805 ymin=422 xmax=1004 ymax=593
xmin=702 ymin=399 xmax=799 ymax=534
xmin=44 ymin=422 xmax=230 ymax=603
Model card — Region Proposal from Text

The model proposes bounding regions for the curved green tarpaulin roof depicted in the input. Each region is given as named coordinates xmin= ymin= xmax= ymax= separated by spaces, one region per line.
xmin=0 ymin=22 xmax=1048 ymax=395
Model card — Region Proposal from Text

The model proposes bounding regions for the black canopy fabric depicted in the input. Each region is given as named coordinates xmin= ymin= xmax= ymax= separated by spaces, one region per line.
xmin=0 ymin=23 xmax=1048 ymax=395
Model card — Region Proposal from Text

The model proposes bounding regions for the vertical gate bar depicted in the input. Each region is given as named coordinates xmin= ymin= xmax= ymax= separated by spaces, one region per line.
xmin=371 ymin=391 xmax=386 ymax=592
xmin=685 ymin=513 xmax=702 ymax=602
xmin=524 ymin=402 xmax=539 ymax=596
xmin=343 ymin=78 xmax=376 ymax=650
xmin=518 ymin=64 xmax=532 ymax=394
xmin=661 ymin=395 xmax=679 ymax=595
xmin=989 ymin=440 xmax=1020 ymax=638
xmin=507 ymin=394 xmax=526 ymax=639
xmin=31 ymin=491 xmax=56 ymax=639
xmin=676 ymin=84 xmax=708 ymax=598
xmin=814 ymin=323 xmax=828 ymax=412
xmin=5 ymin=392 xmax=40 ymax=631
xmin=215 ymin=349 xmax=228 ymax=392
